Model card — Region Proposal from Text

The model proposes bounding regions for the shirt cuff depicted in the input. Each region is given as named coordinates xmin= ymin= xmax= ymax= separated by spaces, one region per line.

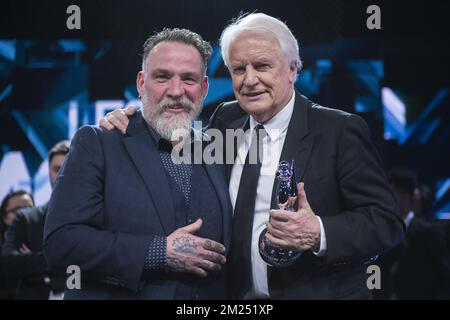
xmin=312 ymin=216 xmax=327 ymax=257
xmin=143 ymin=236 xmax=167 ymax=271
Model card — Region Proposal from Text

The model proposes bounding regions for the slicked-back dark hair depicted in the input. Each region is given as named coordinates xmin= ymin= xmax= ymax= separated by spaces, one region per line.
xmin=142 ymin=28 xmax=212 ymax=74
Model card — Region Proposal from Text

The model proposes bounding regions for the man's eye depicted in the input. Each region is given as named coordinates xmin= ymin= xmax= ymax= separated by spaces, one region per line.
xmin=184 ymin=78 xmax=196 ymax=84
xmin=155 ymin=75 xmax=169 ymax=81
xmin=256 ymin=64 xmax=270 ymax=70
xmin=232 ymin=67 xmax=245 ymax=74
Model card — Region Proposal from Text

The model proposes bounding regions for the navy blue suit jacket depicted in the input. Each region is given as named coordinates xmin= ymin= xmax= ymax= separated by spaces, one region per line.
xmin=44 ymin=111 xmax=232 ymax=299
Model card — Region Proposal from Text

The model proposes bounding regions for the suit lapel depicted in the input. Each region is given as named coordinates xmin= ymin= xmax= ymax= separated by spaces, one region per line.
xmin=270 ymin=92 xmax=315 ymax=209
xmin=122 ymin=112 xmax=175 ymax=235
xmin=202 ymin=161 xmax=232 ymax=251
xmin=192 ymin=135 xmax=233 ymax=250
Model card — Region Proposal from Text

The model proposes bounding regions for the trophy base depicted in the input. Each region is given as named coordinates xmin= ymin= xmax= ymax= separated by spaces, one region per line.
xmin=259 ymin=229 xmax=303 ymax=267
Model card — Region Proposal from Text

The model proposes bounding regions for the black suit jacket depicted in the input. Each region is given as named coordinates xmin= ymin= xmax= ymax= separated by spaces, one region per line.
xmin=207 ymin=91 xmax=404 ymax=299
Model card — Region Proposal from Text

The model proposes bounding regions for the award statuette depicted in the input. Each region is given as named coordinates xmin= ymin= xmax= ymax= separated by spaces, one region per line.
xmin=258 ymin=160 xmax=303 ymax=267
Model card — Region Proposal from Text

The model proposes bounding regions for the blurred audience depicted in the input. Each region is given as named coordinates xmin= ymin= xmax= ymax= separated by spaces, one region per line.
xmin=375 ymin=167 xmax=450 ymax=299
xmin=0 ymin=190 xmax=34 ymax=245
xmin=0 ymin=190 xmax=34 ymax=299
xmin=413 ymin=183 xmax=436 ymax=221
xmin=1 ymin=140 xmax=70 ymax=299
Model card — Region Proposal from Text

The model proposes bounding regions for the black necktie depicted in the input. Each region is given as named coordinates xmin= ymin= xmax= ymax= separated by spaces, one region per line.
xmin=230 ymin=124 xmax=266 ymax=299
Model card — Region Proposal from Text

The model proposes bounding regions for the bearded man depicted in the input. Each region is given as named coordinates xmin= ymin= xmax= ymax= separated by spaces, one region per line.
xmin=43 ymin=29 xmax=231 ymax=300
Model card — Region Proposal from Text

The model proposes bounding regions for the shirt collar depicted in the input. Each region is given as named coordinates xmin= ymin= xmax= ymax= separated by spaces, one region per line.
xmin=249 ymin=90 xmax=295 ymax=142
xmin=404 ymin=211 xmax=415 ymax=228
xmin=147 ymin=125 xmax=172 ymax=151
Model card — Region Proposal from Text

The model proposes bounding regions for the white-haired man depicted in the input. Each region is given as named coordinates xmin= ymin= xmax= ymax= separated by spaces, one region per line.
xmin=101 ymin=13 xmax=404 ymax=299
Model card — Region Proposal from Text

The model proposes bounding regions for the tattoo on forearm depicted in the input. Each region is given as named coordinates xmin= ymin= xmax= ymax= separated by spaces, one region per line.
xmin=173 ymin=236 xmax=197 ymax=253
xmin=167 ymin=257 xmax=185 ymax=271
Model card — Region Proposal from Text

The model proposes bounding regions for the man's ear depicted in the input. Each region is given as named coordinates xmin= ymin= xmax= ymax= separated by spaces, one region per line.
xmin=202 ymin=76 xmax=209 ymax=98
xmin=136 ymin=71 xmax=145 ymax=98
xmin=288 ymin=61 xmax=298 ymax=84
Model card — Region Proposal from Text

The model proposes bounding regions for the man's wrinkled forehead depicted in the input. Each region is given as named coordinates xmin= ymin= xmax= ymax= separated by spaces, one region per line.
xmin=229 ymin=31 xmax=285 ymax=63
xmin=144 ymin=41 xmax=206 ymax=73
xmin=229 ymin=30 xmax=283 ymax=56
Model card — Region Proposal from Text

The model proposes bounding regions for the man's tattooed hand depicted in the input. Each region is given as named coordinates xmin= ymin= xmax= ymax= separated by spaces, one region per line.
xmin=167 ymin=256 xmax=186 ymax=271
xmin=165 ymin=218 xmax=227 ymax=277
xmin=172 ymin=236 xmax=197 ymax=253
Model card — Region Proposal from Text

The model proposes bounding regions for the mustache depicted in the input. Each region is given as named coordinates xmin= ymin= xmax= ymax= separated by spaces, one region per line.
xmin=157 ymin=97 xmax=195 ymax=112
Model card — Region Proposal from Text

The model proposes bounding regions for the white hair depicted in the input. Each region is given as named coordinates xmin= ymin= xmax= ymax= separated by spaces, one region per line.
xmin=220 ymin=13 xmax=302 ymax=73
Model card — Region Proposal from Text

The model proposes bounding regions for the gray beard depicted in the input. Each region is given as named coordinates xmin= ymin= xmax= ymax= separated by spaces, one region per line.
xmin=142 ymin=97 xmax=200 ymax=141
xmin=145 ymin=110 xmax=193 ymax=141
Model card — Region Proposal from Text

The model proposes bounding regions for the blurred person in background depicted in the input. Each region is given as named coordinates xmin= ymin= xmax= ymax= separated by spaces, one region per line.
xmin=413 ymin=183 xmax=436 ymax=221
xmin=1 ymin=140 xmax=69 ymax=299
xmin=375 ymin=167 xmax=450 ymax=299
xmin=0 ymin=190 xmax=34 ymax=246
xmin=0 ymin=190 xmax=34 ymax=299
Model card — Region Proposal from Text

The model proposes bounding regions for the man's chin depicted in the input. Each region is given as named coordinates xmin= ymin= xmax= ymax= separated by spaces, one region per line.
xmin=160 ymin=110 xmax=191 ymax=120
xmin=156 ymin=119 xmax=192 ymax=140
xmin=160 ymin=126 xmax=191 ymax=142
xmin=239 ymin=98 xmax=269 ymax=111
xmin=163 ymin=108 xmax=188 ymax=114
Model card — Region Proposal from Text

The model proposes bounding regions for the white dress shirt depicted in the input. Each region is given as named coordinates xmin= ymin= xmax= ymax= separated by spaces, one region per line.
xmin=229 ymin=92 xmax=327 ymax=299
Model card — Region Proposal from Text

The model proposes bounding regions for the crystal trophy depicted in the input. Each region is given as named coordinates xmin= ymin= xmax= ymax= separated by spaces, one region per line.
xmin=258 ymin=160 xmax=303 ymax=267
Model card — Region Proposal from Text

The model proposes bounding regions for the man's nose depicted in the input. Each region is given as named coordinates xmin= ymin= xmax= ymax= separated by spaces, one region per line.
xmin=243 ymin=67 xmax=259 ymax=87
xmin=167 ymin=78 xmax=184 ymax=98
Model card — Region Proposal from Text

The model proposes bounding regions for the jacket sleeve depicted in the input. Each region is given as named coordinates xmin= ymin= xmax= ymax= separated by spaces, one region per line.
xmin=43 ymin=126 xmax=153 ymax=291
xmin=320 ymin=115 xmax=405 ymax=264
